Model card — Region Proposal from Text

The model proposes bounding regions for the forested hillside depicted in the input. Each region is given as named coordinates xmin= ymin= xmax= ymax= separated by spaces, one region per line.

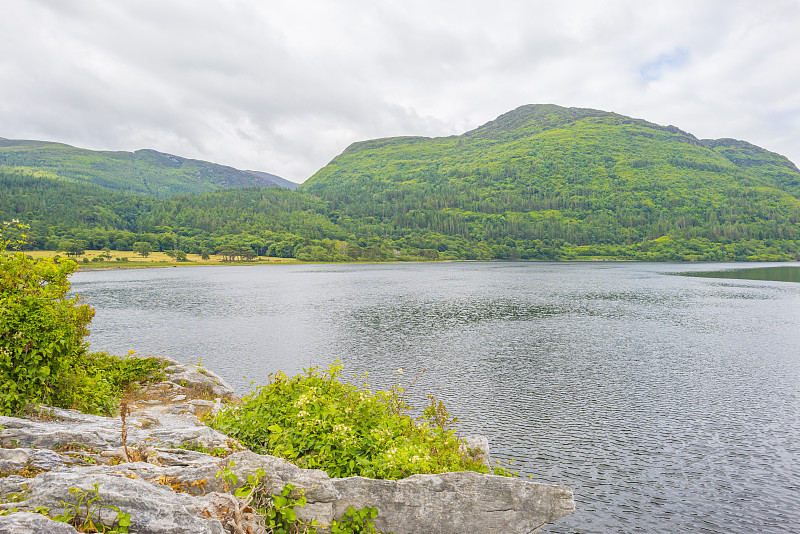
xmin=2 ymin=105 xmax=799 ymax=262
xmin=0 ymin=167 xmax=352 ymax=261
xmin=302 ymin=104 xmax=800 ymax=260
xmin=0 ymin=138 xmax=293 ymax=196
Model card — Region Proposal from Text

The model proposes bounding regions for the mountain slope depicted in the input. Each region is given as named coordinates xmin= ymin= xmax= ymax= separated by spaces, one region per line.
xmin=301 ymin=105 xmax=800 ymax=259
xmin=0 ymin=138 xmax=292 ymax=197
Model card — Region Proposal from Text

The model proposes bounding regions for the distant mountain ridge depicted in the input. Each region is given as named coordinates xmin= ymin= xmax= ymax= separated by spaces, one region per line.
xmin=310 ymin=104 xmax=799 ymax=197
xmin=0 ymin=138 xmax=295 ymax=197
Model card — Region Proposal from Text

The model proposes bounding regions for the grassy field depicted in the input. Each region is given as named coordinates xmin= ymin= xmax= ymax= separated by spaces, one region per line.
xmin=21 ymin=250 xmax=301 ymax=269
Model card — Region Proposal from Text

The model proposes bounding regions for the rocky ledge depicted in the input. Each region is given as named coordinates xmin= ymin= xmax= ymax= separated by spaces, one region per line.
xmin=0 ymin=360 xmax=574 ymax=533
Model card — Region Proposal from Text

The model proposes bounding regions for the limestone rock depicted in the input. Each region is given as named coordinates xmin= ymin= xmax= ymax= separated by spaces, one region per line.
xmin=0 ymin=415 xmax=126 ymax=450
xmin=0 ymin=448 xmax=71 ymax=473
xmin=226 ymin=450 xmax=575 ymax=534
xmin=162 ymin=364 xmax=235 ymax=398
xmin=0 ymin=512 xmax=80 ymax=534
xmin=21 ymin=470 xmax=227 ymax=534
xmin=227 ymin=450 xmax=340 ymax=502
xmin=143 ymin=414 xmax=234 ymax=450
xmin=0 ymin=475 xmax=29 ymax=500
xmin=330 ymin=471 xmax=574 ymax=534
xmin=0 ymin=410 xmax=235 ymax=453
xmin=153 ymin=447 xmax=219 ymax=468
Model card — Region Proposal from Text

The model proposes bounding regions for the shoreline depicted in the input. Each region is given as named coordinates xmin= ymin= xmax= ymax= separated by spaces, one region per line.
xmin=0 ymin=358 xmax=575 ymax=533
xmin=11 ymin=249 xmax=799 ymax=272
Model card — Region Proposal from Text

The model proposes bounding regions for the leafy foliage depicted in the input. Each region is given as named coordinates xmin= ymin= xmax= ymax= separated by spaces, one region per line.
xmin=51 ymin=483 xmax=132 ymax=533
xmin=0 ymin=250 xmax=93 ymax=414
xmin=0 ymin=226 xmax=164 ymax=415
xmin=210 ymin=363 xmax=495 ymax=480
xmin=330 ymin=506 xmax=383 ymax=534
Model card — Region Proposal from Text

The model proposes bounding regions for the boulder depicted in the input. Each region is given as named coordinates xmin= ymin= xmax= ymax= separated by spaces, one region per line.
xmin=162 ymin=364 xmax=235 ymax=398
xmin=226 ymin=450 xmax=575 ymax=534
xmin=330 ymin=471 xmax=574 ymax=534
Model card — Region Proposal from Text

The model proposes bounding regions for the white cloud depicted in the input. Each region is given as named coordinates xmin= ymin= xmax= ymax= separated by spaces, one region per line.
xmin=1 ymin=0 xmax=798 ymax=183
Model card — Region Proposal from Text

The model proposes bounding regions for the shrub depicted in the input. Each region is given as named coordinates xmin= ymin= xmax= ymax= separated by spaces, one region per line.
xmin=59 ymin=351 xmax=166 ymax=415
xmin=1 ymin=226 xmax=165 ymax=415
xmin=0 ymin=251 xmax=94 ymax=414
xmin=210 ymin=363 xmax=492 ymax=480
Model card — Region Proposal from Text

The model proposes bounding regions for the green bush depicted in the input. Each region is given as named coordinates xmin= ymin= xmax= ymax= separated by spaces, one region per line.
xmin=1 ymin=226 xmax=164 ymax=415
xmin=58 ymin=351 xmax=165 ymax=415
xmin=0 ymin=251 xmax=94 ymax=414
xmin=210 ymin=363 xmax=493 ymax=480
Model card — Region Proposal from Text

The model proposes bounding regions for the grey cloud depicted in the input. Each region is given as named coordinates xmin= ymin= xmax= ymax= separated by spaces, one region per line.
xmin=1 ymin=0 xmax=798 ymax=183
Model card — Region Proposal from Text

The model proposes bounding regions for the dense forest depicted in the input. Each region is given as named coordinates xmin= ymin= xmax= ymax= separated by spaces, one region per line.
xmin=2 ymin=105 xmax=800 ymax=262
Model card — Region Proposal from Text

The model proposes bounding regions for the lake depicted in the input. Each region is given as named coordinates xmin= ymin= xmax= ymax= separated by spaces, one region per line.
xmin=71 ymin=262 xmax=800 ymax=533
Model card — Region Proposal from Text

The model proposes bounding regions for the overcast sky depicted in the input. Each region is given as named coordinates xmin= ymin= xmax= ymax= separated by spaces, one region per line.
xmin=2 ymin=0 xmax=798 ymax=183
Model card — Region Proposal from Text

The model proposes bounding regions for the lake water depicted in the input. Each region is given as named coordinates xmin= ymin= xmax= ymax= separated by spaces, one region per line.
xmin=71 ymin=262 xmax=800 ymax=534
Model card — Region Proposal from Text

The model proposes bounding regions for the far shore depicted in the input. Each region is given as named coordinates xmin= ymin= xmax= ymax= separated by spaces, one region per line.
xmin=20 ymin=249 xmax=302 ymax=270
xmin=15 ymin=249 xmax=798 ymax=270
xmin=13 ymin=249 xmax=633 ymax=269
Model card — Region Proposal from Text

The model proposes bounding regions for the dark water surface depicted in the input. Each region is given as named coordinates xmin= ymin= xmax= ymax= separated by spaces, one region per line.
xmin=72 ymin=262 xmax=800 ymax=533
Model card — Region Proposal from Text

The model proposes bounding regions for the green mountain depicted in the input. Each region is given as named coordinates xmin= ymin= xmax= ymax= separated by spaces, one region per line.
xmin=300 ymin=104 xmax=800 ymax=260
xmin=2 ymin=105 xmax=799 ymax=262
xmin=0 ymin=138 xmax=295 ymax=197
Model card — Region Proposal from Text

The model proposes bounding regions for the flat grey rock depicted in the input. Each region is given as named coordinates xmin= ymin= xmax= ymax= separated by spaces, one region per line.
xmin=0 ymin=448 xmax=71 ymax=472
xmin=0 ymin=410 xmax=234 ymax=452
xmin=0 ymin=475 xmax=29 ymax=500
xmin=22 ymin=471 xmax=227 ymax=534
xmin=0 ymin=512 xmax=80 ymax=533
xmin=331 ymin=471 xmax=574 ymax=534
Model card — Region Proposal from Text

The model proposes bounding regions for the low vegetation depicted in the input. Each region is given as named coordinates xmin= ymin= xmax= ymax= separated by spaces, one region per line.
xmin=219 ymin=466 xmax=387 ymax=533
xmin=210 ymin=363 xmax=506 ymax=480
xmin=0 ymin=222 xmax=164 ymax=416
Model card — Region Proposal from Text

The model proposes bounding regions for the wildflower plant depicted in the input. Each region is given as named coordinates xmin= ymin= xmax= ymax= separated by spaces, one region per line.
xmin=210 ymin=362 xmax=496 ymax=480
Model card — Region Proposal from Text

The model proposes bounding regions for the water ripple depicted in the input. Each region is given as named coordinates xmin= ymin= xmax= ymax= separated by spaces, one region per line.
xmin=72 ymin=262 xmax=800 ymax=533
